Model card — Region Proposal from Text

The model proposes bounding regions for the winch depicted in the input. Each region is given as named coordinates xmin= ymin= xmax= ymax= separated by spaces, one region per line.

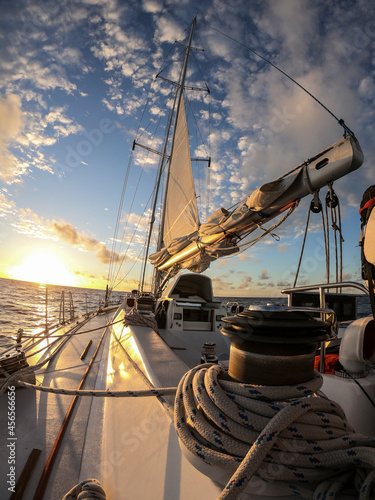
xmin=221 ymin=305 xmax=332 ymax=385
xmin=0 ymin=347 xmax=29 ymax=377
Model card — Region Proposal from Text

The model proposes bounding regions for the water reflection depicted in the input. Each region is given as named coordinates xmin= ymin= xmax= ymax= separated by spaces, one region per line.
xmin=0 ymin=277 xmax=125 ymax=338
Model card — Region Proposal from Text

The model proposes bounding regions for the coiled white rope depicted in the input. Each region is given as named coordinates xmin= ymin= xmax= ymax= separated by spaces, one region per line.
xmin=11 ymin=354 xmax=375 ymax=499
xmin=123 ymin=307 xmax=160 ymax=333
xmin=174 ymin=363 xmax=375 ymax=499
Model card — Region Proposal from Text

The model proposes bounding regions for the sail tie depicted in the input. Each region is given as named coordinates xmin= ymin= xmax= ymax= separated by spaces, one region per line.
xmin=255 ymin=223 xmax=280 ymax=241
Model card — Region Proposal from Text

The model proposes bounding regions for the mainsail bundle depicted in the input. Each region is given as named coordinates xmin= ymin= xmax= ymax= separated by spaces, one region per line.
xmin=141 ymin=17 xmax=364 ymax=294
xmin=150 ymin=134 xmax=363 ymax=276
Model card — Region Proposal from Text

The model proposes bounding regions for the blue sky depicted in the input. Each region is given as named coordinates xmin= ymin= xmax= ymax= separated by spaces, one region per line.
xmin=0 ymin=0 xmax=374 ymax=296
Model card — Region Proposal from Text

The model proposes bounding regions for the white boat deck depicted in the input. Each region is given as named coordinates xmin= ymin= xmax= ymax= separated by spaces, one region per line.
xmin=1 ymin=303 xmax=373 ymax=499
xmin=0 ymin=311 xmax=113 ymax=500
xmin=100 ymin=312 xmax=303 ymax=500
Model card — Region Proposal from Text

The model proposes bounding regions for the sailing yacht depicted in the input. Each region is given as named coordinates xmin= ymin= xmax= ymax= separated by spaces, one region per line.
xmin=1 ymin=17 xmax=375 ymax=500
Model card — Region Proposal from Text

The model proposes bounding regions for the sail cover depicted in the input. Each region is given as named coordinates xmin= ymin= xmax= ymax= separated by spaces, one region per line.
xmin=150 ymin=133 xmax=363 ymax=277
xmin=162 ymin=97 xmax=199 ymax=247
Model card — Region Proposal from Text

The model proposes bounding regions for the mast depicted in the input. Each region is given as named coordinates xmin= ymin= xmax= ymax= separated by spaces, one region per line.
xmin=140 ymin=17 xmax=197 ymax=294
xmin=157 ymin=18 xmax=197 ymax=251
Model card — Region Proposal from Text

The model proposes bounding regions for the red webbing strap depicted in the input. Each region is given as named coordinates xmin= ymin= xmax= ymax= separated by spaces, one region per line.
xmin=359 ymin=196 xmax=375 ymax=215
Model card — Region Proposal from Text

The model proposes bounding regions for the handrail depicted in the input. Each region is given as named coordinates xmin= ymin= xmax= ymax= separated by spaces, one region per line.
xmin=59 ymin=290 xmax=76 ymax=324
xmin=59 ymin=291 xmax=65 ymax=324
xmin=68 ymin=291 xmax=75 ymax=319
xmin=281 ymin=281 xmax=369 ymax=301
xmin=281 ymin=281 xmax=369 ymax=374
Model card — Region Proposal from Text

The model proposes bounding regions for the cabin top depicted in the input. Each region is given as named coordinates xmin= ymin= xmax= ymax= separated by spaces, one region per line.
xmin=163 ymin=273 xmax=214 ymax=302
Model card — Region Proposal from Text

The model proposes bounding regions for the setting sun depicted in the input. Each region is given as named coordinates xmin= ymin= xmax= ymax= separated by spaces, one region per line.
xmin=11 ymin=251 xmax=77 ymax=286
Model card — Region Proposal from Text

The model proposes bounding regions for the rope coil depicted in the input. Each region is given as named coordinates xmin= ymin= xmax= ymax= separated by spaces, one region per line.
xmin=174 ymin=363 xmax=375 ymax=499
xmin=62 ymin=478 xmax=106 ymax=499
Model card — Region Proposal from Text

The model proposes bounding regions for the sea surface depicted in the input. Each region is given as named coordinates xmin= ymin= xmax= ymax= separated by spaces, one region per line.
xmin=0 ymin=276 xmax=372 ymax=340
xmin=0 ymin=277 xmax=124 ymax=339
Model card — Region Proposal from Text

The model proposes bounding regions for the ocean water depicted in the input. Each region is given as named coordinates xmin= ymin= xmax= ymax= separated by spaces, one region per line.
xmin=0 ymin=277 xmax=372 ymax=340
xmin=0 ymin=277 xmax=124 ymax=339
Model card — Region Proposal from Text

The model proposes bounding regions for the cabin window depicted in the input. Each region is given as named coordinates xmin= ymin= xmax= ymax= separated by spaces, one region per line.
xmin=183 ymin=308 xmax=209 ymax=322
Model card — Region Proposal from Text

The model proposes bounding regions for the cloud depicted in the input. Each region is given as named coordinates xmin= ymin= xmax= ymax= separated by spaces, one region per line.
xmin=51 ymin=220 xmax=122 ymax=264
xmin=277 ymin=243 xmax=288 ymax=253
xmin=42 ymin=107 xmax=83 ymax=138
xmin=0 ymin=191 xmax=16 ymax=217
xmin=259 ymin=269 xmax=269 ymax=280
xmin=239 ymin=275 xmax=253 ymax=288
xmin=202 ymin=0 xmax=373 ymax=216
xmin=155 ymin=15 xmax=184 ymax=44
xmin=8 ymin=200 xmax=123 ymax=265
xmin=142 ymin=0 xmax=164 ymax=13
xmin=0 ymin=94 xmax=24 ymax=182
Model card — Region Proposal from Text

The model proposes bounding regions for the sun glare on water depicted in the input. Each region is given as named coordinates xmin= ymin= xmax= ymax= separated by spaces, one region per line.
xmin=11 ymin=251 xmax=77 ymax=287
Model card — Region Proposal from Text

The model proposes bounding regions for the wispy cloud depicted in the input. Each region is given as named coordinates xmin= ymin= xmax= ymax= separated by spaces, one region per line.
xmin=52 ymin=220 xmax=121 ymax=264
xmin=259 ymin=269 xmax=270 ymax=280
xmin=0 ymin=94 xmax=24 ymax=182
xmin=0 ymin=191 xmax=16 ymax=217
xmin=6 ymin=196 xmax=123 ymax=264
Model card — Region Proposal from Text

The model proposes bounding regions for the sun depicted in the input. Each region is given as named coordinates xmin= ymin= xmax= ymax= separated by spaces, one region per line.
xmin=11 ymin=251 xmax=77 ymax=287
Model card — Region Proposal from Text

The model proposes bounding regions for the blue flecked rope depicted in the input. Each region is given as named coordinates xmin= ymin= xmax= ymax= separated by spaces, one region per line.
xmin=14 ymin=380 xmax=177 ymax=397
xmin=62 ymin=478 xmax=106 ymax=499
xmin=174 ymin=363 xmax=375 ymax=499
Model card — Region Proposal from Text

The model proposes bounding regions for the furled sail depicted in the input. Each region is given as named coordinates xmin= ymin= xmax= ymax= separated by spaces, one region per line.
xmin=162 ymin=97 xmax=199 ymax=247
xmin=150 ymin=134 xmax=363 ymax=275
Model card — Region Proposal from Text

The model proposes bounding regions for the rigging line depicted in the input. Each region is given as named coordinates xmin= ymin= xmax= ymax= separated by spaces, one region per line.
xmin=155 ymin=24 xmax=190 ymax=77
xmin=332 ymin=202 xmax=339 ymax=283
xmin=107 ymin=97 xmax=167 ymax=290
xmin=293 ymin=201 xmax=312 ymax=288
xmin=112 ymin=165 xmax=165 ymax=291
xmin=110 ymin=97 xmax=171 ymax=290
xmin=340 ymin=367 xmax=375 ymax=410
xmin=202 ymin=22 xmax=353 ymax=134
xmin=235 ymin=206 xmax=296 ymax=249
xmin=195 ymin=202 xmax=297 ymax=255
xmin=321 ymin=204 xmax=330 ymax=284
xmin=111 ymin=190 xmax=155 ymax=291
xmin=227 ymin=197 xmax=248 ymax=213
xmin=336 ymin=194 xmax=344 ymax=284
xmin=107 ymin=151 xmax=134 ymax=289
xmin=186 ymin=92 xmax=209 ymax=156
xmin=207 ymin=90 xmax=211 ymax=221
xmin=108 ymin=44 xmax=176 ymax=289
xmin=135 ymin=94 xmax=151 ymax=139
xmin=113 ymin=246 xmax=145 ymax=291
xmin=191 ymin=45 xmax=208 ymax=87
xmin=325 ymin=198 xmax=331 ymax=284
xmin=135 ymin=93 xmax=173 ymax=143
xmin=24 ymin=318 xmax=124 ymax=340
xmin=217 ymin=206 xmax=296 ymax=259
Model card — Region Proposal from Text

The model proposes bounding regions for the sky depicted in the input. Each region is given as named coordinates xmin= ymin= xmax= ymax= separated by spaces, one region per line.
xmin=0 ymin=0 xmax=374 ymax=297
